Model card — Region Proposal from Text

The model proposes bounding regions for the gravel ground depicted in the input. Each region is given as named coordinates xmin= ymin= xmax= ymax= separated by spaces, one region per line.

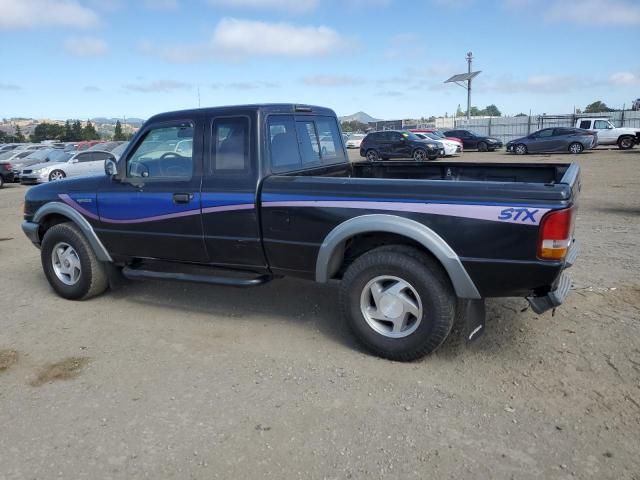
xmin=1 ymin=148 xmax=639 ymax=479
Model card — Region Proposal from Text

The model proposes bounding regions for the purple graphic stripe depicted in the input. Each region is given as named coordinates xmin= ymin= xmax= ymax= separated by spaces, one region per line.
xmin=60 ymin=194 xmax=255 ymax=224
xmin=59 ymin=194 xmax=99 ymax=220
xmin=263 ymin=200 xmax=550 ymax=225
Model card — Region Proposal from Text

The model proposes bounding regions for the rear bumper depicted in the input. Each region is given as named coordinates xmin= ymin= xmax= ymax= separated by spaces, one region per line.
xmin=527 ymin=272 xmax=571 ymax=314
xmin=1 ymin=172 xmax=15 ymax=183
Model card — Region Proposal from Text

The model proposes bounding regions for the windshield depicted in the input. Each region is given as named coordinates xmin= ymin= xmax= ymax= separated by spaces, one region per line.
xmin=0 ymin=151 xmax=14 ymax=160
xmin=26 ymin=149 xmax=52 ymax=161
xmin=48 ymin=150 xmax=71 ymax=162
xmin=430 ymin=131 xmax=445 ymax=138
xmin=349 ymin=134 xmax=365 ymax=139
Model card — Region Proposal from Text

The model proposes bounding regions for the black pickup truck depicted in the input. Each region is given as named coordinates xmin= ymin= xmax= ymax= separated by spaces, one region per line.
xmin=21 ymin=104 xmax=580 ymax=361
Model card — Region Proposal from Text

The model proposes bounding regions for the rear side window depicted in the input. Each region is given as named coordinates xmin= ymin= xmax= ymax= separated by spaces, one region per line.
xmin=212 ymin=117 xmax=250 ymax=172
xmin=579 ymin=120 xmax=591 ymax=129
xmin=269 ymin=115 xmax=346 ymax=173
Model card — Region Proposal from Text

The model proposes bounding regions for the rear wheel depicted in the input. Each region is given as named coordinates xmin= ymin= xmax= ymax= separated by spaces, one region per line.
xmin=41 ymin=222 xmax=109 ymax=300
xmin=568 ymin=142 xmax=584 ymax=154
xmin=514 ymin=144 xmax=527 ymax=155
xmin=49 ymin=170 xmax=66 ymax=181
xmin=478 ymin=141 xmax=488 ymax=152
xmin=339 ymin=245 xmax=457 ymax=361
xmin=618 ymin=136 xmax=635 ymax=150
xmin=366 ymin=149 xmax=380 ymax=162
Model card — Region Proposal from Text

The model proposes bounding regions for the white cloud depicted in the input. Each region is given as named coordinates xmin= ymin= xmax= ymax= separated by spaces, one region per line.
xmin=123 ymin=80 xmax=191 ymax=93
xmin=302 ymin=75 xmax=363 ymax=87
xmin=208 ymin=0 xmax=318 ymax=13
xmin=480 ymin=74 xmax=591 ymax=94
xmin=83 ymin=85 xmax=101 ymax=92
xmin=142 ymin=17 xmax=343 ymax=63
xmin=609 ymin=72 xmax=640 ymax=85
xmin=64 ymin=37 xmax=109 ymax=57
xmin=0 ymin=0 xmax=98 ymax=29
xmin=0 ymin=83 xmax=21 ymax=91
xmin=545 ymin=0 xmax=640 ymax=25
xmin=212 ymin=18 xmax=342 ymax=58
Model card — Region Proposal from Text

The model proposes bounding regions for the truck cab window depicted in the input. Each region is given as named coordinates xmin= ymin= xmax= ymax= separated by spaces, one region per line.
xmin=269 ymin=116 xmax=301 ymax=172
xmin=212 ymin=117 xmax=249 ymax=171
xmin=296 ymin=120 xmax=321 ymax=166
xmin=315 ymin=118 xmax=345 ymax=164
xmin=128 ymin=124 xmax=194 ymax=179
xmin=579 ymin=120 xmax=591 ymax=129
xmin=593 ymin=120 xmax=609 ymax=129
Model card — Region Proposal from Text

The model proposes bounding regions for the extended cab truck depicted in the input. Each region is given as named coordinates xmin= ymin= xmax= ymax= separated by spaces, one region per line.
xmin=21 ymin=104 xmax=580 ymax=361
xmin=575 ymin=118 xmax=640 ymax=149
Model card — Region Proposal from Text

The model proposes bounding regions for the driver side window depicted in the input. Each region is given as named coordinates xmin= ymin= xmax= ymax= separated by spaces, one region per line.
xmin=127 ymin=123 xmax=194 ymax=179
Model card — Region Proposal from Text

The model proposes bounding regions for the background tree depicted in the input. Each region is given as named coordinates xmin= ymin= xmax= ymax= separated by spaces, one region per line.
xmin=483 ymin=104 xmax=501 ymax=117
xmin=72 ymin=120 xmax=83 ymax=140
xmin=82 ymin=120 xmax=100 ymax=141
xmin=455 ymin=105 xmax=464 ymax=117
xmin=584 ymin=101 xmax=614 ymax=113
xmin=113 ymin=120 xmax=126 ymax=141
xmin=62 ymin=120 xmax=73 ymax=142
xmin=340 ymin=120 xmax=369 ymax=132
xmin=14 ymin=125 xmax=25 ymax=143
xmin=514 ymin=113 xmax=527 ymax=117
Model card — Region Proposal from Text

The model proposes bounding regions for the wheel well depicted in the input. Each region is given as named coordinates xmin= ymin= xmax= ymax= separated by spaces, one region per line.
xmin=332 ymin=232 xmax=445 ymax=280
xmin=618 ymin=135 xmax=633 ymax=142
xmin=38 ymin=213 xmax=71 ymax=240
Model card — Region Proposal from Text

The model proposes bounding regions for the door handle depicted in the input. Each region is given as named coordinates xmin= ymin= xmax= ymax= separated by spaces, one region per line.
xmin=173 ymin=193 xmax=193 ymax=204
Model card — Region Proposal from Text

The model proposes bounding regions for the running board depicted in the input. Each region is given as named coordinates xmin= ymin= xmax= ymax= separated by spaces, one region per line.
xmin=122 ymin=266 xmax=272 ymax=287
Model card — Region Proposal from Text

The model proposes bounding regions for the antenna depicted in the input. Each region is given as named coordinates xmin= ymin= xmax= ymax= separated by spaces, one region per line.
xmin=444 ymin=52 xmax=481 ymax=121
xmin=197 ymin=86 xmax=201 ymax=108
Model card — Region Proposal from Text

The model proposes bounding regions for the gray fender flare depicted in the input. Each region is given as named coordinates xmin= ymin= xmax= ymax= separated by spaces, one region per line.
xmin=33 ymin=202 xmax=113 ymax=262
xmin=315 ymin=214 xmax=480 ymax=299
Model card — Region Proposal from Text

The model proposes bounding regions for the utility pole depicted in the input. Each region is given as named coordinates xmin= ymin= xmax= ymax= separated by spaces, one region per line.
xmin=466 ymin=52 xmax=473 ymax=120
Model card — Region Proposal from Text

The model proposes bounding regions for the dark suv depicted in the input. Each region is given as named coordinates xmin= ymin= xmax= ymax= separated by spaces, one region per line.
xmin=442 ymin=129 xmax=503 ymax=152
xmin=360 ymin=130 xmax=443 ymax=161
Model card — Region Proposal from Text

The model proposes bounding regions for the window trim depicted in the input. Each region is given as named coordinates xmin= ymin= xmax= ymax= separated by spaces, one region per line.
xmin=209 ymin=114 xmax=252 ymax=175
xmin=122 ymin=119 xmax=196 ymax=183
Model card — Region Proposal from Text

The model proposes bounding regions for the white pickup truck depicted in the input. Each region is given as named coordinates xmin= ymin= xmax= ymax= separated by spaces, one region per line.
xmin=575 ymin=118 xmax=640 ymax=150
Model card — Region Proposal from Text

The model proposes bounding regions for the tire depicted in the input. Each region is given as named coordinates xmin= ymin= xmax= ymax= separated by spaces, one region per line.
xmin=568 ymin=142 xmax=584 ymax=154
xmin=40 ymin=222 xmax=109 ymax=300
xmin=618 ymin=136 xmax=635 ymax=150
xmin=427 ymin=150 xmax=439 ymax=160
xmin=49 ymin=170 xmax=66 ymax=182
xmin=413 ymin=149 xmax=428 ymax=162
xmin=365 ymin=149 xmax=380 ymax=162
xmin=514 ymin=144 xmax=527 ymax=155
xmin=0 ymin=175 xmax=4 ymax=188
xmin=339 ymin=245 xmax=457 ymax=361
xmin=477 ymin=141 xmax=488 ymax=152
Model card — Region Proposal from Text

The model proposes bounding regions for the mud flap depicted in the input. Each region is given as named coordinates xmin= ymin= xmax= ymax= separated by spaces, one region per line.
xmin=463 ymin=299 xmax=486 ymax=342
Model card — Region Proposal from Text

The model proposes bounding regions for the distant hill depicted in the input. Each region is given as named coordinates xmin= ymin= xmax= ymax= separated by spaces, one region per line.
xmin=339 ymin=111 xmax=381 ymax=124
xmin=91 ymin=117 xmax=145 ymax=127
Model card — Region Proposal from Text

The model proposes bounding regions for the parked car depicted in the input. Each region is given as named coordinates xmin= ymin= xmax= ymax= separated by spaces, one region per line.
xmin=506 ymin=128 xmax=597 ymax=155
xmin=0 ymin=144 xmax=21 ymax=152
xmin=87 ymin=141 xmax=126 ymax=152
xmin=411 ymin=129 xmax=463 ymax=147
xmin=20 ymin=150 xmax=115 ymax=184
xmin=10 ymin=148 xmax=57 ymax=181
xmin=574 ymin=118 xmax=639 ymax=149
xmin=21 ymin=103 xmax=580 ymax=361
xmin=345 ymin=133 xmax=366 ymax=149
xmin=413 ymin=133 xmax=461 ymax=156
xmin=360 ymin=130 xmax=443 ymax=161
xmin=76 ymin=140 xmax=104 ymax=151
xmin=0 ymin=161 xmax=14 ymax=187
xmin=442 ymin=129 xmax=503 ymax=151
xmin=19 ymin=150 xmax=73 ymax=184
xmin=632 ymin=98 xmax=640 ymax=111
xmin=110 ymin=141 xmax=130 ymax=160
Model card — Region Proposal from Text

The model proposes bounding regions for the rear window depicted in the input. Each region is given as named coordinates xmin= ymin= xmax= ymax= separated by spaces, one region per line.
xmin=269 ymin=115 xmax=346 ymax=173
xmin=579 ymin=120 xmax=591 ymax=129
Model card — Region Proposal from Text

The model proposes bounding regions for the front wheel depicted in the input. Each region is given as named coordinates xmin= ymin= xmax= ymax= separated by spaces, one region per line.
xmin=366 ymin=149 xmax=380 ymax=162
xmin=413 ymin=149 xmax=428 ymax=162
xmin=514 ymin=144 xmax=527 ymax=155
xmin=339 ymin=246 xmax=457 ymax=361
xmin=618 ymin=136 xmax=635 ymax=150
xmin=568 ymin=142 xmax=584 ymax=154
xmin=41 ymin=222 xmax=109 ymax=300
xmin=49 ymin=170 xmax=66 ymax=181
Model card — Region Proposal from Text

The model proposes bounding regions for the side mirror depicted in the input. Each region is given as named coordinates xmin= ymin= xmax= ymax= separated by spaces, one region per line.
xmin=104 ymin=158 xmax=117 ymax=176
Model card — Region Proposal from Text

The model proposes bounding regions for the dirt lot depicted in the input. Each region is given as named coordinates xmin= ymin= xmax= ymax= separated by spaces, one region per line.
xmin=1 ymin=148 xmax=639 ymax=479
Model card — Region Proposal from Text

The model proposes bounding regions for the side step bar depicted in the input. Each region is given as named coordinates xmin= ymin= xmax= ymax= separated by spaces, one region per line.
xmin=122 ymin=266 xmax=272 ymax=288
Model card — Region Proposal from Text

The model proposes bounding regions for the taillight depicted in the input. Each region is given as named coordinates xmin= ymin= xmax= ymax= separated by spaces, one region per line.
xmin=537 ymin=208 xmax=575 ymax=260
xmin=2 ymin=163 xmax=11 ymax=171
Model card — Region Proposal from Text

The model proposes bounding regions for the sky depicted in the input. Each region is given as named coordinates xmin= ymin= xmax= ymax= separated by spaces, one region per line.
xmin=0 ymin=0 xmax=639 ymax=121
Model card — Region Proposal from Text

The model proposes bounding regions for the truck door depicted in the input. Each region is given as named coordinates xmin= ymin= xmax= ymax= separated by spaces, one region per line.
xmin=201 ymin=113 xmax=266 ymax=269
xmin=95 ymin=119 xmax=208 ymax=263
xmin=593 ymin=119 xmax=614 ymax=143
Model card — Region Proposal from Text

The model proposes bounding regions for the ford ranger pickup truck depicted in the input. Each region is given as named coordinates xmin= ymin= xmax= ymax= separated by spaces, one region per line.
xmin=21 ymin=104 xmax=580 ymax=361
